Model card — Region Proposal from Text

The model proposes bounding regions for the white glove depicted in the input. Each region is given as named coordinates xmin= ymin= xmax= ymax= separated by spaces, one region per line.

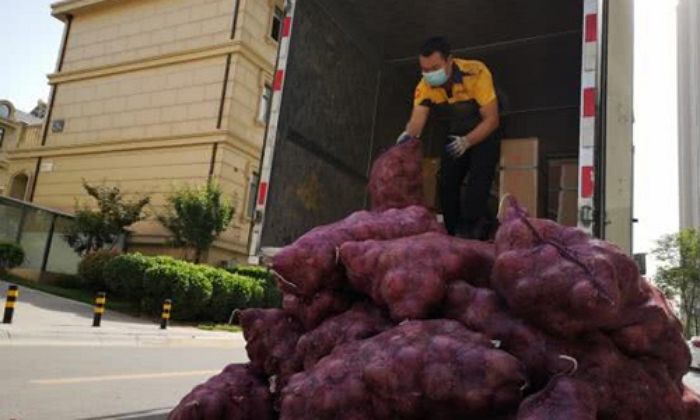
xmin=396 ymin=131 xmax=413 ymax=144
xmin=447 ymin=135 xmax=472 ymax=158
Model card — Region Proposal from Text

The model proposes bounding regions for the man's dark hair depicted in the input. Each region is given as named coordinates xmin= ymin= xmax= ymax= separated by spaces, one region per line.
xmin=420 ymin=37 xmax=451 ymax=59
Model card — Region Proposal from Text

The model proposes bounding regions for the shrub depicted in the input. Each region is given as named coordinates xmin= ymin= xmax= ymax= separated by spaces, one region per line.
xmin=227 ymin=265 xmax=282 ymax=308
xmin=103 ymin=253 xmax=181 ymax=301
xmin=259 ymin=273 xmax=282 ymax=308
xmin=143 ymin=261 xmax=213 ymax=320
xmin=138 ymin=256 xmax=184 ymax=313
xmin=205 ymin=268 xmax=264 ymax=322
xmin=0 ymin=243 xmax=24 ymax=271
xmin=66 ymin=182 xmax=149 ymax=256
xmin=102 ymin=254 xmax=268 ymax=321
xmin=103 ymin=253 xmax=154 ymax=299
xmin=228 ymin=265 xmax=270 ymax=281
xmin=158 ymin=182 xmax=234 ymax=263
xmin=78 ymin=249 xmax=120 ymax=291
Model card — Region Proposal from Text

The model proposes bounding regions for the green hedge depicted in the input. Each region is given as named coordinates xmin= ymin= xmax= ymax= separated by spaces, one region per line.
xmin=227 ymin=265 xmax=281 ymax=308
xmin=78 ymin=249 xmax=121 ymax=291
xmin=101 ymin=254 xmax=275 ymax=321
xmin=205 ymin=267 xmax=265 ymax=322
xmin=103 ymin=254 xmax=176 ymax=301
xmin=143 ymin=262 xmax=212 ymax=320
xmin=0 ymin=243 xmax=24 ymax=271
xmin=228 ymin=265 xmax=270 ymax=281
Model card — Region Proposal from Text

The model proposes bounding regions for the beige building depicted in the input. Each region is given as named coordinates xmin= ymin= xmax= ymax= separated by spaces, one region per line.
xmin=0 ymin=100 xmax=45 ymax=200
xmin=4 ymin=0 xmax=285 ymax=264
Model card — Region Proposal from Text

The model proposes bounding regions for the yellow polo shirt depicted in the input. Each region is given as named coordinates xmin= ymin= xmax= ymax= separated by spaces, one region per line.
xmin=414 ymin=59 xmax=497 ymax=108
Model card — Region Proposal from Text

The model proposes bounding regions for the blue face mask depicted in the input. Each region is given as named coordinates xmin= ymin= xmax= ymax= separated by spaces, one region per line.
xmin=423 ymin=66 xmax=449 ymax=87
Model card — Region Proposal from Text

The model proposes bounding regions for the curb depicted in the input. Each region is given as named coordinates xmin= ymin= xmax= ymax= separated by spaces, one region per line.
xmin=0 ymin=328 xmax=246 ymax=348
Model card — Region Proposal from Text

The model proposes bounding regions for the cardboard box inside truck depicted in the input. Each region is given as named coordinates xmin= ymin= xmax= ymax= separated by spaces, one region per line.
xmin=547 ymin=158 xmax=579 ymax=226
xmin=422 ymin=158 xmax=440 ymax=211
xmin=499 ymin=138 xmax=539 ymax=217
xmin=557 ymin=161 xmax=579 ymax=226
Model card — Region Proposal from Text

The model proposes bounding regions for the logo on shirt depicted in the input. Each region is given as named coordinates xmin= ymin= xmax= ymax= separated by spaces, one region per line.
xmin=415 ymin=86 xmax=423 ymax=99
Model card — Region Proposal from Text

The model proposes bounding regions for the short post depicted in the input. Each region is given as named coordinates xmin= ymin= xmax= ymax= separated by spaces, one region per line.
xmin=160 ymin=299 xmax=172 ymax=330
xmin=92 ymin=292 xmax=106 ymax=327
xmin=3 ymin=285 xmax=19 ymax=324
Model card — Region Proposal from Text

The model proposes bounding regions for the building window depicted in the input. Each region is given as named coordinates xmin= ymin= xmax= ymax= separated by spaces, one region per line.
xmin=248 ymin=172 xmax=260 ymax=219
xmin=10 ymin=173 xmax=29 ymax=201
xmin=0 ymin=127 xmax=5 ymax=149
xmin=258 ymin=84 xmax=273 ymax=124
xmin=0 ymin=104 xmax=10 ymax=119
xmin=271 ymin=6 xmax=284 ymax=42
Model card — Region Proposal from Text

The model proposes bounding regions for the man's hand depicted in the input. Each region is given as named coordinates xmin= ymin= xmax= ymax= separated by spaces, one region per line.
xmin=447 ymin=135 xmax=472 ymax=158
xmin=396 ymin=131 xmax=413 ymax=144
xmin=403 ymin=105 xmax=430 ymax=141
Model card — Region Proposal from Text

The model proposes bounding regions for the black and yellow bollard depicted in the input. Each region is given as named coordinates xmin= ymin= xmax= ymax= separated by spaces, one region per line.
xmin=92 ymin=292 xmax=106 ymax=327
xmin=160 ymin=299 xmax=172 ymax=330
xmin=2 ymin=285 xmax=18 ymax=324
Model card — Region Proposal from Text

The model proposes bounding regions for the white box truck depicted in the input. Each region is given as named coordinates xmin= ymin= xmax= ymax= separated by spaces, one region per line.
xmin=248 ymin=0 xmax=634 ymax=260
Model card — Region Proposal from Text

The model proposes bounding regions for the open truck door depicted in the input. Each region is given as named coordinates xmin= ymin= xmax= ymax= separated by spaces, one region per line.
xmin=578 ymin=0 xmax=634 ymax=253
xmin=602 ymin=0 xmax=635 ymax=254
xmin=248 ymin=0 xmax=635 ymax=262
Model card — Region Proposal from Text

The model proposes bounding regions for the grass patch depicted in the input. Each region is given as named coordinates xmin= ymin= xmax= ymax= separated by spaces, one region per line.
xmin=197 ymin=323 xmax=241 ymax=333
xmin=1 ymin=273 xmax=140 ymax=316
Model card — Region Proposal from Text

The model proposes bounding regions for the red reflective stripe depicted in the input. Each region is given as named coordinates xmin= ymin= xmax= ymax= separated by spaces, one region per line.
xmin=581 ymin=166 xmax=595 ymax=198
xmin=583 ymin=88 xmax=596 ymax=117
xmin=282 ymin=17 xmax=292 ymax=37
xmin=585 ymin=14 xmax=598 ymax=42
xmin=273 ymin=70 xmax=284 ymax=91
xmin=257 ymin=182 xmax=269 ymax=206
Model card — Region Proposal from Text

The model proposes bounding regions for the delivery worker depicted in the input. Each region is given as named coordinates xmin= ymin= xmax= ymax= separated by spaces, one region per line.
xmin=398 ymin=36 xmax=501 ymax=239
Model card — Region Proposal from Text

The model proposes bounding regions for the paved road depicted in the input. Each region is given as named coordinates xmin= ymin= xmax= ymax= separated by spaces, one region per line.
xmin=0 ymin=280 xmax=240 ymax=346
xmin=1 ymin=345 xmax=697 ymax=420
xmin=0 ymin=345 xmax=248 ymax=419
xmin=0 ymin=279 xmax=249 ymax=419
xmin=686 ymin=370 xmax=700 ymax=393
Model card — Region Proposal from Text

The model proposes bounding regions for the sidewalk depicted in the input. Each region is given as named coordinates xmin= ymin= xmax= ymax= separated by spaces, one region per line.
xmin=0 ymin=280 xmax=246 ymax=348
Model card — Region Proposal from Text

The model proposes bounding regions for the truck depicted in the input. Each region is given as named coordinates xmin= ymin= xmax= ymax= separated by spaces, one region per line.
xmin=247 ymin=0 xmax=634 ymax=261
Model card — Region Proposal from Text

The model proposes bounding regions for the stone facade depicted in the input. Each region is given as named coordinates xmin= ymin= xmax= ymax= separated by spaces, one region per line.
xmin=5 ymin=0 xmax=285 ymax=264
xmin=0 ymin=100 xmax=44 ymax=200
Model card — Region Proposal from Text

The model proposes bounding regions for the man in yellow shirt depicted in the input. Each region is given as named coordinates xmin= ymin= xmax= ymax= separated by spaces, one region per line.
xmin=398 ymin=37 xmax=501 ymax=239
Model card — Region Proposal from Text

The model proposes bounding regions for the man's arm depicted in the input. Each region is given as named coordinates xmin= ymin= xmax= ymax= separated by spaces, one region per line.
xmin=465 ymin=100 xmax=499 ymax=146
xmin=405 ymin=105 xmax=430 ymax=138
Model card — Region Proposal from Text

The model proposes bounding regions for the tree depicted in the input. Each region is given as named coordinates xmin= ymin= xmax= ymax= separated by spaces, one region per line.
xmin=159 ymin=182 xmax=235 ymax=263
xmin=66 ymin=182 xmax=150 ymax=255
xmin=0 ymin=243 xmax=25 ymax=273
xmin=653 ymin=228 xmax=700 ymax=337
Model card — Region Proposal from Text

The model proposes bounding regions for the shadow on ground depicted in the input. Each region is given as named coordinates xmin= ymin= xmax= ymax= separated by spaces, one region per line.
xmin=0 ymin=279 xmax=156 ymax=328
